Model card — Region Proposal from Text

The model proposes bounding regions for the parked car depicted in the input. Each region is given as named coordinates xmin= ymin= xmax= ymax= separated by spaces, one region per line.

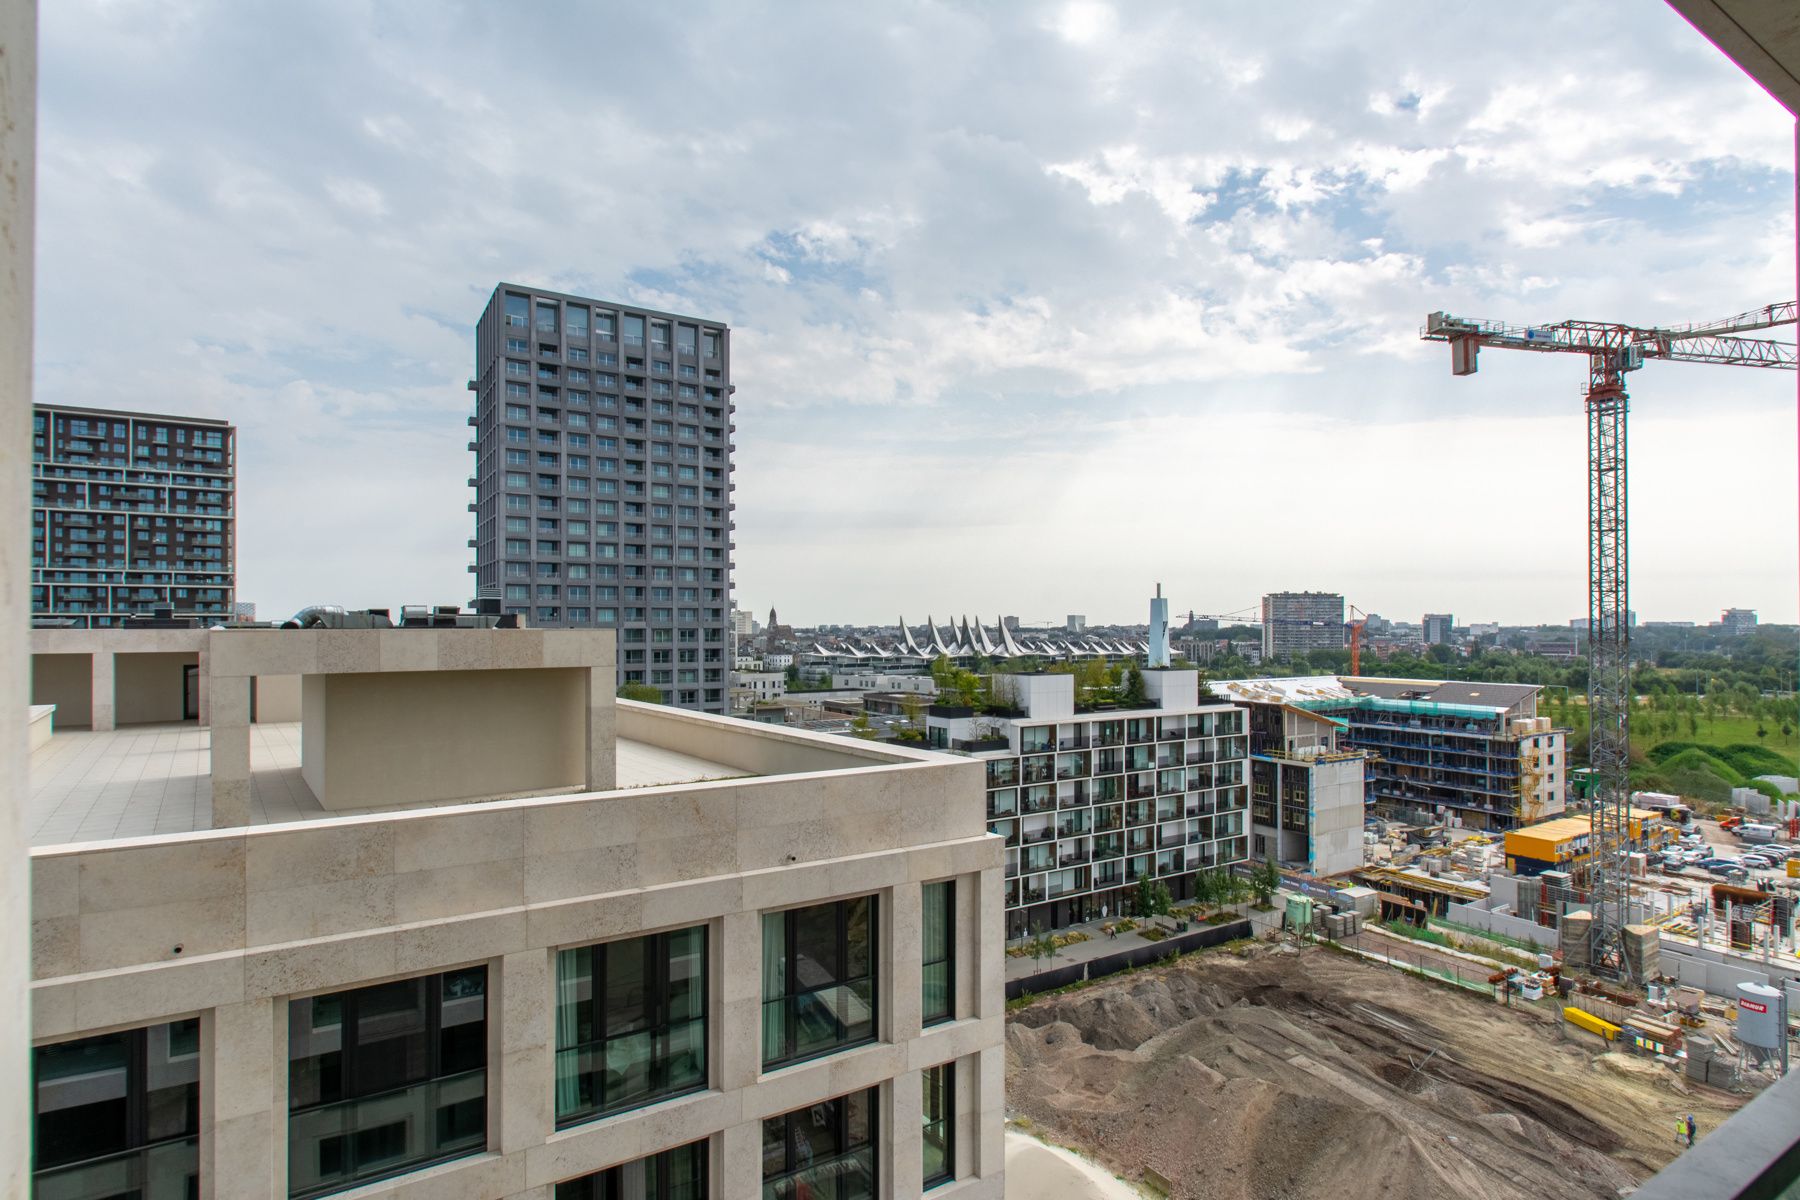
xmin=1739 ymin=855 xmax=1773 ymax=870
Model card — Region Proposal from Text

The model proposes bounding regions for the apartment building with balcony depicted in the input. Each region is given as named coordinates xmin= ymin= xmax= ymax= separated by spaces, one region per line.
xmin=25 ymin=626 xmax=1004 ymax=1199
xmin=1213 ymin=676 xmax=1565 ymax=834
xmin=469 ymin=285 xmax=735 ymax=714
xmin=925 ymin=670 xmax=1250 ymax=940
xmin=31 ymin=403 xmax=235 ymax=627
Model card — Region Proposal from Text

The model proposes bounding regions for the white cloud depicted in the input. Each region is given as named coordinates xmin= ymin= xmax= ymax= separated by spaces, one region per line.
xmin=35 ymin=0 xmax=1798 ymax=624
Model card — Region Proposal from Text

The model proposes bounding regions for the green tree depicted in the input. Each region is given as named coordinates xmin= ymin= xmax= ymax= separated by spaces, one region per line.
xmin=1252 ymin=856 xmax=1282 ymax=907
xmin=848 ymin=711 xmax=878 ymax=740
xmin=617 ymin=682 xmax=664 ymax=703
xmin=1122 ymin=664 xmax=1147 ymax=707
xmin=1132 ymin=875 xmax=1172 ymax=918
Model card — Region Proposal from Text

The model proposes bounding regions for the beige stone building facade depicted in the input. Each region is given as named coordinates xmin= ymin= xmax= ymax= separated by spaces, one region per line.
xmin=27 ymin=627 xmax=1005 ymax=1199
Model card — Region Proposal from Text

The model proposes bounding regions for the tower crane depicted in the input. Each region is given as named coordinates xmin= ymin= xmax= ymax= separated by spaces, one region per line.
xmin=1421 ymin=302 xmax=1796 ymax=982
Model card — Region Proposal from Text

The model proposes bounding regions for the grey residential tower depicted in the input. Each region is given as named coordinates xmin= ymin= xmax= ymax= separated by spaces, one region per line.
xmin=469 ymin=284 xmax=734 ymax=712
xmin=31 ymin=403 xmax=235 ymax=627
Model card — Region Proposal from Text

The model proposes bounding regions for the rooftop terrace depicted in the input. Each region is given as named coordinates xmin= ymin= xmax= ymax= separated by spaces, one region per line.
xmin=27 ymin=722 xmax=745 ymax=846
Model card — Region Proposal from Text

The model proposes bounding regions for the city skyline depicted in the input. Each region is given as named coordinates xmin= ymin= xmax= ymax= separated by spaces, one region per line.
xmin=34 ymin=2 xmax=1798 ymax=625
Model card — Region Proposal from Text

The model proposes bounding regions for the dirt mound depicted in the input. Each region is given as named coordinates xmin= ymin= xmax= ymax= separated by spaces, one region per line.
xmin=1006 ymin=944 xmax=1742 ymax=1200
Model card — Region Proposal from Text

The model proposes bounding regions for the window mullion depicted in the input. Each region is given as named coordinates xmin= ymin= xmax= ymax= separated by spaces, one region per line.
xmin=127 ymin=1026 xmax=148 ymax=1150
xmin=340 ymin=992 xmax=359 ymax=1100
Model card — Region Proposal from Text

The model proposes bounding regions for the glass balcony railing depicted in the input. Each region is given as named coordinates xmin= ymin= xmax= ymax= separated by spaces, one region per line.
xmin=764 ymin=1145 xmax=877 ymax=1199
xmin=762 ymin=981 xmax=876 ymax=1069
xmin=33 ymin=1138 xmax=198 ymax=1200
xmin=287 ymin=1068 xmax=486 ymax=1200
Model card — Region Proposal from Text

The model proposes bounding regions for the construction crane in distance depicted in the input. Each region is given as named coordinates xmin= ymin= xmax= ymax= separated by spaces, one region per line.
xmin=1421 ymin=302 xmax=1797 ymax=984
xmin=1347 ymin=604 xmax=1369 ymax=675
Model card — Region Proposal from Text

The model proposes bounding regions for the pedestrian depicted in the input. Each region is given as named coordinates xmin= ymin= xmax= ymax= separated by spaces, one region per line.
xmin=1675 ymin=1115 xmax=1689 ymax=1148
xmin=1687 ymin=1114 xmax=1696 ymax=1147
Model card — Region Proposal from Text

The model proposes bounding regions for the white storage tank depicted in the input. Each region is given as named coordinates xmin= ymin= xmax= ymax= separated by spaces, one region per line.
xmin=1735 ymin=981 xmax=1784 ymax=1050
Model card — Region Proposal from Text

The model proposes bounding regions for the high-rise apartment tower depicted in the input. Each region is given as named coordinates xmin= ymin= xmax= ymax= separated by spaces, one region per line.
xmin=31 ymin=403 xmax=235 ymax=627
xmin=1260 ymin=591 xmax=1345 ymax=661
xmin=470 ymin=284 xmax=735 ymax=712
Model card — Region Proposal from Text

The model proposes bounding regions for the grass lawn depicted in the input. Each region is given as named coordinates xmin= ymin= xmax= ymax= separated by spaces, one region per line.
xmin=1647 ymin=715 xmax=1800 ymax=767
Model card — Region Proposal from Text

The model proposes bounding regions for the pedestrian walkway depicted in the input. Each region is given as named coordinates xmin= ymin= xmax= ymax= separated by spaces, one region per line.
xmin=1005 ymin=906 xmax=1273 ymax=982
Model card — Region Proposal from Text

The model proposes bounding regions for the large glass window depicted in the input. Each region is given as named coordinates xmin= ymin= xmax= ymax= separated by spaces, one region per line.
xmin=921 ymin=881 xmax=954 ymax=1026
xmin=555 ymin=1139 xmax=707 ymax=1199
xmin=34 ymin=1019 xmax=199 ymax=1198
xmin=287 ymin=968 xmax=487 ymax=1199
xmin=555 ymin=927 xmax=707 ymax=1126
xmin=761 ymin=1089 xmax=877 ymax=1200
xmin=762 ymin=897 xmax=878 ymax=1070
xmin=923 ymin=1062 xmax=954 ymax=1188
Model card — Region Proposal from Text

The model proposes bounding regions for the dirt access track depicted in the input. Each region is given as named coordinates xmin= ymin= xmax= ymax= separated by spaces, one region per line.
xmin=1007 ymin=941 xmax=1745 ymax=1200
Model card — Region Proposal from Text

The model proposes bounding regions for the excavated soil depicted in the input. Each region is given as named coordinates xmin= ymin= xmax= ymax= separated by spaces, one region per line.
xmin=1006 ymin=943 xmax=1745 ymax=1200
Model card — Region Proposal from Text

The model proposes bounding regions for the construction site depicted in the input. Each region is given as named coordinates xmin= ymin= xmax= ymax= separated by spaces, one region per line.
xmin=1007 ymin=938 xmax=1749 ymax=1200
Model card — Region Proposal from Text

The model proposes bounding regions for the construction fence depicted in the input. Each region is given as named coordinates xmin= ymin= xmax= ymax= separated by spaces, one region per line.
xmin=1331 ymin=929 xmax=1503 ymax=995
xmin=1005 ymin=918 xmax=1254 ymax=1001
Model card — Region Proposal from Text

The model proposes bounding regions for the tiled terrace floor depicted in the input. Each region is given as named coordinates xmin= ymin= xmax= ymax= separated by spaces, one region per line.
xmin=27 ymin=722 xmax=745 ymax=846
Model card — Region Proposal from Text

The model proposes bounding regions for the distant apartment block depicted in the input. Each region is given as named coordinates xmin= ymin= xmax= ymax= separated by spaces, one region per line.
xmin=31 ymin=403 xmax=235 ymax=628
xmin=1722 ymin=607 xmax=1758 ymax=635
xmin=1422 ymin=613 xmax=1454 ymax=645
xmin=1260 ymin=591 xmax=1345 ymax=661
xmin=928 ymin=670 xmax=1251 ymax=939
xmin=469 ymin=284 xmax=734 ymax=712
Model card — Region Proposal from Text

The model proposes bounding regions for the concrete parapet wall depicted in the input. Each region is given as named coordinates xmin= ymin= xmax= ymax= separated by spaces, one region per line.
xmin=616 ymin=697 xmax=913 ymax=776
xmin=1445 ymin=900 xmax=1559 ymax=950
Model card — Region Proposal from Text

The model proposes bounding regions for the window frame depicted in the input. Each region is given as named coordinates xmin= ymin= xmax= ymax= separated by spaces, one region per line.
xmin=761 ymin=1087 xmax=879 ymax=1199
xmin=761 ymin=896 xmax=880 ymax=1071
xmin=923 ymin=1061 xmax=954 ymax=1189
xmin=921 ymin=880 xmax=955 ymax=1027
xmin=285 ymin=967 xmax=488 ymax=1200
xmin=33 ymin=1019 xmax=201 ymax=1192
xmin=553 ymin=925 xmax=710 ymax=1128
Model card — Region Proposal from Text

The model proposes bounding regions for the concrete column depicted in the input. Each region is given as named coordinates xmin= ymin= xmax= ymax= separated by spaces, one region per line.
xmin=888 ymin=880 xmax=922 ymax=1044
xmin=889 ymin=1069 xmax=924 ymax=1200
xmin=586 ymin=666 xmax=616 ymax=790
xmin=0 ymin=3 xmax=33 ymax=1192
xmin=974 ymin=1044 xmax=1006 ymax=1181
xmin=717 ymin=909 xmax=762 ymax=1092
xmin=974 ymin=868 xmax=1005 ymax=1022
xmin=90 ymin=650 xmax=115 ymax=731
xmin=719 ymin=1118 xmax=763 ymax=1198
xmin=209 ymin=675 xmax=251 ymax=828
xmin=196 ymin=642 xmax=210 ymax=726
xmin=203 ymin=997 xmax=278 ymax=1200
xmin=496 ymin=949 xmax=552 ymax=1156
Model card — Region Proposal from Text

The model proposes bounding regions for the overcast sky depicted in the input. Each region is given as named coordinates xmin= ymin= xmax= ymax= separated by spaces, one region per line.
xmin=37 ymin=2 xmax=1798 ymax=628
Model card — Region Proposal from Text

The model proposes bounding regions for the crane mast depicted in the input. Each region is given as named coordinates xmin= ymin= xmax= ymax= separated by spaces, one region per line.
xmin=1422 ymin=305 xmax=1797 ymax=982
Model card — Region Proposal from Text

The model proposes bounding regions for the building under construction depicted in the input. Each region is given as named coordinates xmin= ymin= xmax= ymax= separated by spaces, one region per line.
xmin=1212 ymin=676 xmax=1567 ymax=832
